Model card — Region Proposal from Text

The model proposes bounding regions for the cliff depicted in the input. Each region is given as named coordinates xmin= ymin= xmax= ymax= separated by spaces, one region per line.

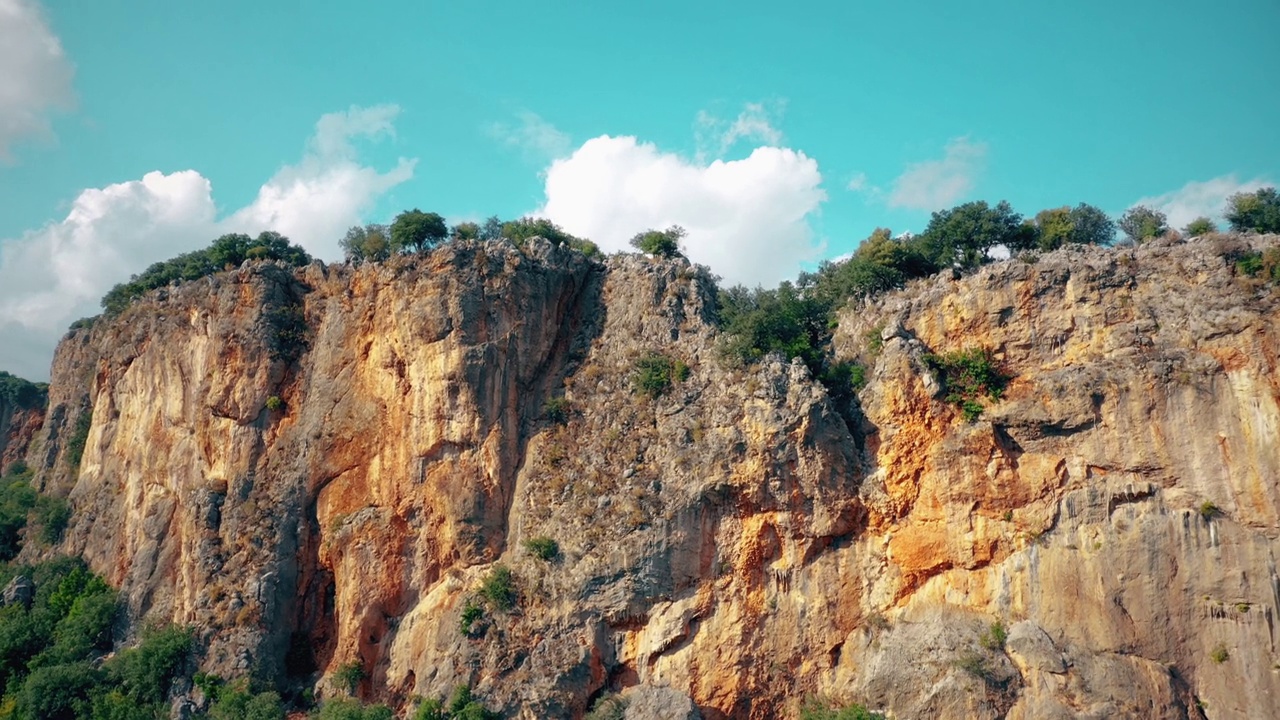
xmin=20 ymin=234 xmax=1280 ymax=719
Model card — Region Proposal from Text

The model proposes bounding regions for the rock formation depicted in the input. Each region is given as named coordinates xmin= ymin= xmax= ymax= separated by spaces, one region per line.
xmin=16 ymin=234 xmax=1280 ymax=719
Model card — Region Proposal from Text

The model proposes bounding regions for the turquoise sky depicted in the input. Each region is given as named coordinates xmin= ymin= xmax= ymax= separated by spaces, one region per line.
xmin=1 ymin=0 xmax=1278 ymax=378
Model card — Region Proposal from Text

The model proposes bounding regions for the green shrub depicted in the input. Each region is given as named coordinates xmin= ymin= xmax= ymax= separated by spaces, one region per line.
xmin=334 ymin=661 xmax=366 ymax=696
xmin=1199 ymin=501 xmax=1221 ymax=520
xmin=478 ymin=565 xmax=517 ymax=611
xmin=979 ymin=621 xmax=1007 ymax=651
xmin=1210 ymin=643 xmax=1229 ymax=663
xmin=264 ymin=396 xmax=284 ymax=412
xmin=20 ymin=662 xmax=103 ymax=720
xmin=34 ymin=495 xmax=71 ymax=545
xmin=206 ymin=680 xmax=286 ymax=720
xmin=923 ymin=347 xmax=1010 ymax=422
xmin=1237 ymin=253 xmax=1264 ymax=276
xmin=390 ymin=210 xmax=449 ymax=253
xmin=631 ymin=353 xmax=689 ymax=399
xmin=66 ymin=408 xmax=93 ymax=471
xmin=267 ymin=304 xmax=309 ymax=363
xmin=103 ymin=625 xmax=193 ymax=704
xmin=0 ymin=475 xmax=38 ymax=561
xmin=459 ymin=598 xmax=484 ymax=636
xmin=1118 ymin=206 xmax=1169 ymax=244
xmin=542 ymin=397 xmax=570 ymax=425
xmin=584 ymin=693 xmax=628 ymax=720
xmin=798 ymin=696 xmax=886 ymax=720
xmin=1183 ymin=217 xmax=1218 ymax=236
xmin=523 ymin=536 xmax=559 ymax=561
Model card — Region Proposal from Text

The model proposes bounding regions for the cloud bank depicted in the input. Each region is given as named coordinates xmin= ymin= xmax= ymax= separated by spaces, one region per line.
xmin=886 ymin=137 xmax=986 ymax=211
xmin=539 ymin=135 xmax=826 ymax=287
xmin=0 ymin=105 xmax=414 ymax=379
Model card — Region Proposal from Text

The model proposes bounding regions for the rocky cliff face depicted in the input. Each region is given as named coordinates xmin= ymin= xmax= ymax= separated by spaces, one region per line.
xmin=22 ymin=235 xmax=1280 ymax=719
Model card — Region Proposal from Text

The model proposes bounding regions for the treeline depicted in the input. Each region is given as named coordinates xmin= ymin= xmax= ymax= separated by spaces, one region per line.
xmin=101 ymin=232 xmax=313 ymax=316
xmin=339 ymin=211 xmax=600 ymax=263
xmin=0 ymin=373 xmax=47 ymax=411
xmin=716 ymin=187 xmax=1280 ymax=403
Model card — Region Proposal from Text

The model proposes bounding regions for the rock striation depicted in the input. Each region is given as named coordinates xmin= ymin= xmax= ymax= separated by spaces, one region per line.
xmin=18 ymin=234 xmax=1280 ymax=719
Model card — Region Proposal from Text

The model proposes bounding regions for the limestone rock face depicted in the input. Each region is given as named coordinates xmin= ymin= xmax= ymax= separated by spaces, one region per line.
xmin=0 ymin=398 xmax=42 ymax=473
xmin=25 ymin=235 xmax=1280 ymax=719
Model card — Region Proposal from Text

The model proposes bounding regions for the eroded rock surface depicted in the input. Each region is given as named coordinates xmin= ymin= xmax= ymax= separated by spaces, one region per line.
xmin=21 ymin=235 xmax=1280 ymax=719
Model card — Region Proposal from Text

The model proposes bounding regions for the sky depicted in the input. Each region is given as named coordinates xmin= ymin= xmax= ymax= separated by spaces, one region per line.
xmin=1 ymin=0 xmax=1278 ymax=380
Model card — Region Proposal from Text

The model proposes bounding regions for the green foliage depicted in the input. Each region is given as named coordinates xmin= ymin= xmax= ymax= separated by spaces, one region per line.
xmin=334 ymin=661 xmax=366 ymax=696
xmin=317 ymin=698 xmax=394 ymax=720
xmin=798 ymin=697 xmax=886 ymax=720
xmin=66 ymin=408 xmax=93 ymax=472
xmin=265 ymin=396 xmax=284 ymax=412
xmin=1237 ymin=253 xmax=1264 ymax=276
xmin=630 ymin=353 xmax=690 ymax=399
xmin=102 ymin=625 xmax=193 ymax=704
xmin=923 ymin=347 xmax=1009 ymax=422
xmin=206 ymin=679 xmax=285 ymax=720
xmin=917 ymin=200 xmax=1033 ymax=269
xmin=101 ymin=232 xmax=311 ymax=315
xmin=1031 ymin=204 xmax=1115 ymax=250
xmin=412 ymin=686 xmax=501 ymax=720
xmin=1199 ymin=501 xmax=1221 ymax=520
xmin=979 ymin=621 xmax=1007 ymax=651
xmin=583 ymin=693 xmax=627 ymax=720
xmin=340 ymin=224 xmax=392 ymax=263
xmin=629 ymin=226 xmax=686 ymax=258
xmin=541 ymin=397 xmax=570 ymax=425
xmin=33 ymin=495 xmax=71 ymax=545
xmin=523 ymin=536 xmax=559 ymax=561
xmin=1183 ymin=217 xmax=1218 ymax=236
xmin=717 ymin=283 xmax=830 ymax=373
xmin=1225 ymin=187 xmax=1280 ymax=233
xmin=267 ymin=304 xmax=309 ymax=363
xmin=451 ymin=222 xmax=481 ymax=241
xmin=1210 ymin=643 xmax=1230 ymax=664
xmin=20 ymin=661 xmax=103 ymax=720
xmin=498 ymin=217 xmax=601 ymax=258
xmin=478 ymin=565 xmax=517 ymax=611
xmin=0 ymin=372 xmax=47 ymax=410
xmin=1234 ymin=249 xmax=1280 ymax=283
xmin=0 ymin=471 xmax=38 ymax=561
xmin=458 ymin=599 xmax=485 ymax=636
xmin=803 ymin=229 xmax=937 ymax=309
xmin=478 ymin=216 xmax=504 ymax=241
xmin=390 ymin=209 xmax=449 ymax=253
xmin=1118 ymin=206 xmax=1169 ymax=244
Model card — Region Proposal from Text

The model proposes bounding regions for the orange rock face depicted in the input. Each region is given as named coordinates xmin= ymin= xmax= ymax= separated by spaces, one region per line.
xmin=24 ymin=235 xmax=1280 ymax=719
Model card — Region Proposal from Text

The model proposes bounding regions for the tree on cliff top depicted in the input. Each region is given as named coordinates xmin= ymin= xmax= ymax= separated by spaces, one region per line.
xmin=917 ymin=200 xmax=1034 ymax=269
xmin=630 ymin=226 xmax=686 ymax=258
xmin=1225 ymin=187 xmax=1280 ymax=234
xmin=1118 ymin=206 xmax=1168 ymax=244
xmin=341 ymin=224 xmax=392 ymax=263
xmin=390 ymin=209 xmax=449 ymax=252
xmin=101 ymin=232 xmax=312 ymax=315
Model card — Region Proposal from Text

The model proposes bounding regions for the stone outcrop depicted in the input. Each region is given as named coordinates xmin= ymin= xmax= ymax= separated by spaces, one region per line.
xmin=21 ymin=234 xmax=1280 ymax=719
xmin=0 ymin=396 xmax=43 ymax=474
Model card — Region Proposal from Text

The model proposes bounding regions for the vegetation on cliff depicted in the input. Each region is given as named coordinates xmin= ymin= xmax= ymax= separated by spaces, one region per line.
xmin=0 ymin=374 xmax=46 ymax=412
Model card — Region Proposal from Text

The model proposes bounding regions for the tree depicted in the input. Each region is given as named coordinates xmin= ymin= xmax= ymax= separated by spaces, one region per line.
xmin=918 ymin=200 xmax=1033 ymax=269
xmin=478 ymin=216 xmax=504 ymax=241
xmin=1031 ymin=204 xmax=1115 ymax=250
xmin=1068 ymin=203 xmax=1116 ymax=246
xmin=452 ymin=222 xmax=480 ymax=241
xmin=340 ymin=225 xmax=392 ymax=263
xmin=629 ymin=226 xmax=686 ymax=258
xmin=500 ymin=217 xmax=574 ymax=246
xmin=1118 ymin=206 xmax=1168 ymax=243
xmin=390 ymin=210 xmax=449 ymax=253
xmin=1225 ymin=187 xmax=1280 ymax=233
xmin=1183 ymin=217 xmax=1218 ymax=236
xmin=803 ymin=228 xmax=937 ymax=307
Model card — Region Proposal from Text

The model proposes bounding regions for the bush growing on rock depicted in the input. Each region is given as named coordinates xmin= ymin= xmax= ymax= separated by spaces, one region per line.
xmin=390 ymin=209 xmax=449 ymax=253
xmin=340 ymin=224 xmax=393 ymax=263
xmin=523 ymin=536 xmax=559 ymax=561
xmin=1225 ymin=187 xmax=1280 ymax=234
xmin=0 ymin=371 xmax=47 ymax=410
xmin=1118 ymin=206 xmax=1169 ymax=244
xmin=629 ymin=226 xmax=686 ymax=258
xmin=923 ymin=347 xmax=1010 ymax=422
xmin=799 ymin=696 xmax=886 ymax=720
xmin=631 ymin=353 xmax=690 ymax=399
xmin=478 ymin=565 xmax=517 ymax=611
xmin=1183 ymin=217 xmax=1218 ymax=237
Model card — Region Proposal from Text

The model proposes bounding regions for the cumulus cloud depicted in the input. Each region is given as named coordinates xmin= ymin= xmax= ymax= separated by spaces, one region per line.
xmin=0 ymin=0 xmax=75 ymax=160
xmin=886 ymin=137 xmax=987 ymax=211
xmin=539 ymin=135 xmax=826 ymax=286
xmin=1131 ymin=174 xmax=1271 ymax=231
xmin=487 ymin=110 xmax=572 ymax=161
xmin=0 ymin=105 xmax=413 ymax=379
xmin=695 ymin=101 xmax=785 ymax=160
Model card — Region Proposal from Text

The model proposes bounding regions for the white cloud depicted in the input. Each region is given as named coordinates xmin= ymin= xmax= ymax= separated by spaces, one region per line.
xmin=538 ymin=135 xmax=826 ymax=287
xmin=846 ymin=172 xmax=868 ymax=192
xmin=0 ymin=105 xmax=413 ymax=379
xmin=0 ymin=0 xmax=75 ymax=160
xmin=695 ymin=101 xmax=785 ymax=160
xmin=1131 ymin=174 xmax=1271 ymax=231
xmin=487 ymin=110 xmax=572 ymax=161
xmin=887 ymin=137 xmax=987 ymax=211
